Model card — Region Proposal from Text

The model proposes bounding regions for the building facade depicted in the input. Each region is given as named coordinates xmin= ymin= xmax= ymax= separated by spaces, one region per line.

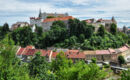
xmin=83 ymin=17 xmax=117 ymax=32
xmin=11 ymin=22 xmax=29 ymax=30
xmin=30 ymin=10 xmax=72 ymax=31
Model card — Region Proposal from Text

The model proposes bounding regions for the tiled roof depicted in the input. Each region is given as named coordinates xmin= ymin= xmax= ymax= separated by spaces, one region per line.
xmin=97 ymin=18 xmax=112 ymax=23
xmin=84 ymin=19 xmax=95 ymax=23
xmin=65 ymin=50 xmax=85 ymax=59
xmin=83 ymin=51 xmax=96 ymax=55
xmin=16 ymin=48 xmax=25 ymax=55
xmin=43 ymin=16 xmax=74 ymax=23
xmin=67 ymin=52 xmax=86 ymax=59
xmin=24 ymin=49 xmax=36 ymax=56
xmin=108 ymin=48 xmax=116 ymax=53
xmin=118 ymin=46 xmax=129 ymax=52
xmin=51 ymin=52 xmax=59 ymax=58
xmin=95 ymin=50 xmax=110 ymax=55
xmin=40 ymin=50 xmax=48 ymax=56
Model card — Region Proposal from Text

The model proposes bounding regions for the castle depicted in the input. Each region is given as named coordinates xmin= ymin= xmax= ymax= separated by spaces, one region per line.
xmin=30 ymin=9 xmax=73 ymax=31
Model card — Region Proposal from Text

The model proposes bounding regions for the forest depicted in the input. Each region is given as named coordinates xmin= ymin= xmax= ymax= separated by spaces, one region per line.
xmin=0 ymin=19 xmax=129 ymax=50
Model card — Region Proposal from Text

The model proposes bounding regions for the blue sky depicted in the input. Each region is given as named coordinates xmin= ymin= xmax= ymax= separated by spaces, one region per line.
xmin=0 ymin=0 xmax=130 ymax=28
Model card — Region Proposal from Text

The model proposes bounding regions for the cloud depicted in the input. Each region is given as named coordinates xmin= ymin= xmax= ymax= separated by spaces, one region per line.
xmin=0 ymin=0 xmax=73 ymax=12
xmin=0 ymin=0 xmax=130 ymax=27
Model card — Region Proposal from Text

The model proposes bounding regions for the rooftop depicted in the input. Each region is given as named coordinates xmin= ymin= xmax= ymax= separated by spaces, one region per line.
xmin=43 ymin=16 xmax=74 ymax=23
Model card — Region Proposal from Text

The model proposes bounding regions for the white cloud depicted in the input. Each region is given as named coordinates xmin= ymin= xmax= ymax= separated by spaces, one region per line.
xmin=0 ymin=0 xmax=130 ymax=27
xmin=0 ymin=0 xmax=73 ymax=13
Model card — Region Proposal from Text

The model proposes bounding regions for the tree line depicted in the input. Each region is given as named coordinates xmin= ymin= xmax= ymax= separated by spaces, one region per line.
xmin=0 ymin=19 xmax=129 ymax=50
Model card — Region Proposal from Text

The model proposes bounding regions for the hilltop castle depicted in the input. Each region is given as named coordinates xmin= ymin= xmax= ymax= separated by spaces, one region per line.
xmin=30 ymin=9 xmax=73 ymax=31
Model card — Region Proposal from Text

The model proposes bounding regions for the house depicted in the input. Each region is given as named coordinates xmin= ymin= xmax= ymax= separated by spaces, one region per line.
xmin=117 ymin=44 xmax=130 ymax=62
xmin=11 ymin=22 xmax=29 ymax=30
xmin=16 ymin=45 xmax=50 ymax=61
xmin=65 ymin=50 xmax=86 ymax=62
xmin=16 ymin=45 xmax=130 ymax=63
xmin=83 ymin=17 xmax=117 ymax=32
xmin=83 ymin=44 xmax=130 ymax=63
xmin=83 ymin=50 xmax=112 ymax=62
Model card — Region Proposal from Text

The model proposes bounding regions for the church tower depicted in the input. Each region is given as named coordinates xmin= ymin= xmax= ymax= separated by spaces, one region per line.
xmin=112 ymin=16 xmax=117 ymax=24
xmin=39 ymin=8 xmax=42 ymax=18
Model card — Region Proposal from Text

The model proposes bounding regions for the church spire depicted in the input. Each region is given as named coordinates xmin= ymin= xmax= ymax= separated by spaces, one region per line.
xmin=39 ymin=8 xmax=42 ymax=18
xmin=111 ymin=16 xmax=117 ymax=24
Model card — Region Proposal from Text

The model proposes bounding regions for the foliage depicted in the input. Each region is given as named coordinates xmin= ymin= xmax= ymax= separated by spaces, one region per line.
xmin=118 ymin=55 xmax=126 ymax=66
xmin=1 ymin=18 xmax=127 ymax=50
xmin=0 ymin=23 xmax=10 ymax=40
xmin=52 ymin=20 xmax=66 ymax=28
xmin=29 ymin=52 xmax=55 ymax=80
xmin=103 ymin=64 xmax=110 ymax=68
xmin=0 ymin=39 xmax=31 ymax=80
xmin=91 ymin=57 xmax=97 ymax=63
xmin=51 ymin=51 xmax=72 ymax=72
xmin=11 ymin=26 xmax=38 ymax=47
xmin=98 ymin=25 xmax=106 ymax=37
xmin=47 ymin=16 xmax=56 ymax=18
xmin=110 ymin=23 xmax=117 ymax=35
xmin=121 ymin=69 xmax=130 ymax=80
xmin=35 ymin=26 xmax=43 ymax=36
xmin=56 ymin=61 xmax=107 ymax=80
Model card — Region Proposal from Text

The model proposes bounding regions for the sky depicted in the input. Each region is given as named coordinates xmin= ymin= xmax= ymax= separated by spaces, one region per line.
xmin=0 ymin=0 xmax=130 ymax=28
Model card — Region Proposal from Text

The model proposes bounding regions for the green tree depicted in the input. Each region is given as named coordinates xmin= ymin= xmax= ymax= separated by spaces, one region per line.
xmin=47 ymin=16 xmax=56 ymax=18
xmin=0 ymin=38 xmax=31 ymax=80
xmin=0 ymin=23 xmax=10 ymax=40
xmin=79 ymin=34 xmax=85 ymax=43
xmin=35 ymin=26 xmax=43 ymax=36
xmin=118 ymin=55 xmax=126 ymax=66
xmin=85 ymin=25 xmax=95 ymax=38
xmin=51 ymin=51 xmax=72 ymax=72
xmin=121 ymin=69 xmax=130 ymax=80
xmin=2 ymin=23 xmax=10 ymax=34
xmin=11 ymin=27 xmax=37 ymax=47
xmin=52 ymin=20 xmax=66 ymax=28
xmin=110 ymin=23 xmax=117 ymax=35
xmin=98 ymin=25 xmax=105 ymax=37
xmin=29 ymin=52 xmax=55 ymax=80
xmin=56 ymin=61 xmax=107 ymax=80
xmin=91 ymin=57 xmax=97 ymax=63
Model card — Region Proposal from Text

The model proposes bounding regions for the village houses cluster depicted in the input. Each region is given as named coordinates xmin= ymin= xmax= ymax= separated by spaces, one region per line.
xmin=16 ymin=44 xmax=130 ymax=65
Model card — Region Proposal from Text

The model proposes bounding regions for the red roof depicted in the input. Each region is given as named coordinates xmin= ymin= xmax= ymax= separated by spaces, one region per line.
xmin=24 ymin=49 xmax=36 ymax=56
xmin=67 ymin=52 xmax=85 ymax=59
xmin=51 ymin=52 xmax=59 ymax=58
xmin=16 ymin=48 xmax=25 ymax=55
xmin=118 ymin=46 xmax=129 ymax=52
xmin=108 ymin=48 xmax=116 ymax=53
xmin=96 ymin=50 xmax=110 ymax=55
xmin=65 ymin=50 xmax=79 ymax=54
xmin=65 ymin=50 xmax=85 ymax=59
xmin=43 ymin=16 xmax=74 ymax=23
xmin=40 ymin=50 xmax=48 ymax=56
